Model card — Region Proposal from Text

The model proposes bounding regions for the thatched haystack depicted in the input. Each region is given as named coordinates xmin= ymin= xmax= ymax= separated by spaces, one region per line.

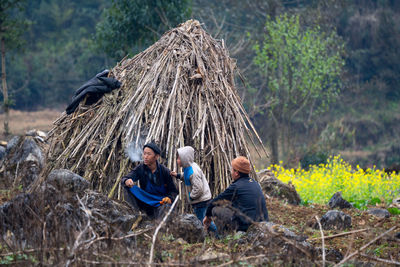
xmin=43 ymin=20 xmax=266 ymax=199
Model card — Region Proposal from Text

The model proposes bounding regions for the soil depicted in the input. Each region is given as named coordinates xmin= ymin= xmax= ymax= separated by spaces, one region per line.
xmin=0 ymin=110 xmax=399 ymax=265
xmin=267 ymin=198 xmax=400 ymax=263
xmin=0 ymin=185 xmax=399 ymax=265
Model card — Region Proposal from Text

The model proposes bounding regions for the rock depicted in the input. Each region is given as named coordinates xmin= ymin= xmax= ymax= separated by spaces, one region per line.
xmin=169 ymin=214 xmax=205 ymax=243
xmin=395 ymin=232 xmax=400 ymax=239
xmin=317 ymin=210 xmax=352 ymax=230
xmin=0 ymin=193 xmax=40 ymax=247
xmin=0 ymin=145 xmax=5 ymax=161
xmin=84 ymin=191 xmax=137 ymax=233
xmin=47 ymin=169 xmax=89 ymax=194
xmin=26 ymin=129 xmax=47 ymax=143
xmin=6 ymin=136 xmax=20 ymax=153
xmin=328 ymin=191 xmax=352 ymax=209
xmin=197 ymin=249 xmax=229 ymax=262
xmin=0 ymin=183 xmax=138 ymax=249
xmin=316 ymin=248 xmax=343 ymax=263
xmin=391 ymin=197 xmax=400 ymax=209
xmin=0 ymin=136 xmax=44 ymax=189
xmin=258 ymin=169 xmax=301 ymax=205
xmin=241 ymin=222 xmax=316 ymax=263
xmin=367 ymin=208 xmax=390 ymax=219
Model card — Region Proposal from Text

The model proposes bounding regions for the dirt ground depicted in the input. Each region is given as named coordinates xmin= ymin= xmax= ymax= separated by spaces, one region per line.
xmin=267 ymin=198 xmax=400 ymax=264
xmin=1 ymin=109 xmax=399 ymax=265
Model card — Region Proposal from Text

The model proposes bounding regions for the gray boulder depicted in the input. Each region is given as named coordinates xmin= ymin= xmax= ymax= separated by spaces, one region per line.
xmin=7 ymin=137 xmax=43 ymax=166
xmin=169 ymin=214 xmax=205 ymax=243
xmin=239 ymin=221 xmax=316 ymax=264
xmin=258 ymin=169 xmax=301 ymax=205
xmin=0 ymin=145 xmax=5 ymax=161
xmin=328 ymin=191 xmax=352 ymax=209
xmin=1 ymin=181 xmax=138 ymax=249
xmin=0 ymin=136 xmax=44 ymax=189
xmin=391 ymin=197 xmax=400 ymax=208
xmin=6 ymin=136 xmax=20 ymax=153
xmin=317 ymin=210 xmax=352 ymax=230
xmin=315 ymin=248 xmax=343 ymax=263
xmin=367 ymin=208 xmax=390 ymax=219
xmin=47 ymin=169 xmax=89 ymax=195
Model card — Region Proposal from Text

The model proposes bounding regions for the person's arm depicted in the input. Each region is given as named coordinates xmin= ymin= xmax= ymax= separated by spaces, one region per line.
xmin=121 ymin=165 xmax=140 ymax=187
xmin=203 ymin=216 xmax=212 ymax=230
xmin=162 ymin=166 xmax=178 ymax=201
xmin=170 ymin=171 xmax=182 ymax=180
xmin=205 ymin=183 xmax=237 ymax=217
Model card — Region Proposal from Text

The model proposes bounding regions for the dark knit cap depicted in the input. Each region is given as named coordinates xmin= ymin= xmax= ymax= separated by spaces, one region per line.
xmin=143 ymin=142 xmax=161 ymax=155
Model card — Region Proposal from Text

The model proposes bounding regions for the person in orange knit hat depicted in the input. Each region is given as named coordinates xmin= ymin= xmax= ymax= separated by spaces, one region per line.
xmin=203 ymin=156 xmax=268 ymax=234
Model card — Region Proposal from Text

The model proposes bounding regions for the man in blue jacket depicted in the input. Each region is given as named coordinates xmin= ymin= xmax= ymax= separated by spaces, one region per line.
xmin=121 ymin=142 xmax=178 ymax=218
xmin=203 ymin=156 xmax=268 ymax=233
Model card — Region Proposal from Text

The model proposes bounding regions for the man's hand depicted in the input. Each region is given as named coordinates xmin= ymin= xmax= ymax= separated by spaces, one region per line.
xmin=159 ymin=197 xmax=172 ymax=205
xmin=125 ymin=179 xmax=134 ymax=188
xmin=170 ymin=171 xmax=177 ymax=177
xmin=203 ymin=216 xmax=212 ymax=230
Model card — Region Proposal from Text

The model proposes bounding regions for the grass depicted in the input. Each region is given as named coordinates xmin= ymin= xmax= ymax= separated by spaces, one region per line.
xmin=0 ymin=109 xmax=61 ymax=140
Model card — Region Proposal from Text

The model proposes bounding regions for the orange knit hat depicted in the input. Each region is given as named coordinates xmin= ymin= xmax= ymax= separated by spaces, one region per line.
xmin=231 ymin=156 xmax=251 ymax=174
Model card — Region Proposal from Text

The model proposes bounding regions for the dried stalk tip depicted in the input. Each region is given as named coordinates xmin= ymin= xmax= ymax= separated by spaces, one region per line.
xmin=43 ymin=19 xmax=267 ymax=198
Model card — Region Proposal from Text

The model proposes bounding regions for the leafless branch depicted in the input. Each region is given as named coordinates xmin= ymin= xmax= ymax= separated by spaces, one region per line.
xmin=148 ymin=195 xmax=180 ymax=266
xmin=315 ymin=216 xmax=325 ymax=267
xmin=334 ymin=226 xmax=398 ymax=267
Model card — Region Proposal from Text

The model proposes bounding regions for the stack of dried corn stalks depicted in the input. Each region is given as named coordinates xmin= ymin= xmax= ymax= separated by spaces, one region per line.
xmin=42 ymin=20 xmax=267 ymax=199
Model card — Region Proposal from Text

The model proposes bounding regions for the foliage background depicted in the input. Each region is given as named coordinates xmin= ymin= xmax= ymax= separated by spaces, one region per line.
xmin=1 ymin=0 xmax=400 ymax=168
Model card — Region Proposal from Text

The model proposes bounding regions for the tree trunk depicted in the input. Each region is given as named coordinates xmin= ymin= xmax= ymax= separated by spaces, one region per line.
xmin=270 ymin=119 xmax=279 ymax=165
xmin=1 ymin=37 xmax=10 ymax=136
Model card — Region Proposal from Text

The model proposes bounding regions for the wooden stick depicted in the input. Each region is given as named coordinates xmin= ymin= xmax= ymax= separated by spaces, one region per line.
xmin=359 ymin=253 xmax=400 ymax=266
xmin=334 ymin=226 xmax=398 ymax=267
xmin=309 ymin=228 xmax=369 ymax=241
xmin=148 ymin=195 xmax=180 ymax=266
xmin=315 ymin=216 xmax=326 ymax=267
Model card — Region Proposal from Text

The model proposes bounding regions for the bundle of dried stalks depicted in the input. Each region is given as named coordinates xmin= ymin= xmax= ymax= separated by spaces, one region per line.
xmin=42 ymin=19 xmax=267 ymax=199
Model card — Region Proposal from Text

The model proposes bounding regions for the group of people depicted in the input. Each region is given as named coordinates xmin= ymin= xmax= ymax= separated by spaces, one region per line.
xmin=121 ymin=142 xmax=268 ymax=235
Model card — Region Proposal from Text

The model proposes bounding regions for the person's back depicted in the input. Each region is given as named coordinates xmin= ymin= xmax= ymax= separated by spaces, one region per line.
xmin=204 ymin=156 xmax=268 ymax=233
xmin=227 ymin=175 xmax=269 ymax=228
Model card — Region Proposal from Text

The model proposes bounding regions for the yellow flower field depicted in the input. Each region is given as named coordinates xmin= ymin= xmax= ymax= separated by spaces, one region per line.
xmin=270 ymin=156 xmax=400 ymax=209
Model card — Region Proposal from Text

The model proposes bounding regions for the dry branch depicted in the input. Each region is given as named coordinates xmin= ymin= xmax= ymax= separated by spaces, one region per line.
xmin=310 ymin=228 xmax=369 ymax=241
xmin=334 ymin=226 xmax=398 ymax=267
xmin=41 ymin=20 xmax=267 ymax=199
xmin=148 ymin=195 xmax=180 ymax=266
xmin=315 ymin=216 xmax=326 ymax=267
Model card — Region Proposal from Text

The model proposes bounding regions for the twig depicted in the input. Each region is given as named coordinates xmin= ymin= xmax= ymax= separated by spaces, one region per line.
xmin=334 ymin=226 xmax=398 ymax=267
xmin=315 ymin=216 xmax=325 ymax=267
xmin=0 ymin=247 xmax=65 ymax=257
xmin=83 ymin=228 xmax=151 ymax=249
xmin=309 ymin=228 xmax=369 ymax=241
xmin=78 ymin=258 xmax=187 ymax=266
xmin=216 ymin=254 xmax=266 ymax=267
xmin=66 ymin=194 xmax=96 ymax=267
xmin=359 ymin=253 xmax=400 ymax=266
xmin=148 ymin=195 xmax=180 ymax=266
